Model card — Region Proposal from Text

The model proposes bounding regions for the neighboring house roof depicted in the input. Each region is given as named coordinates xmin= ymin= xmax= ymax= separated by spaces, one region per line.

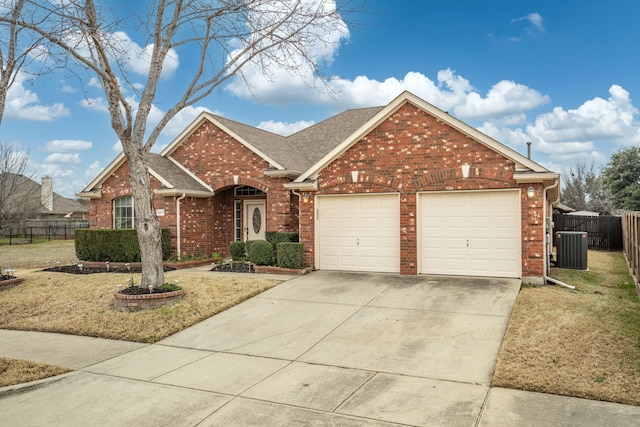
xmin=555 ymin=203 xmax=576 ymax=213
xmin=566 ymin=210 xmax=600 ymax=216
xmin=1 ymin=173 xmax=88 ymax=217
xmin=80 ymin=91 xmax=559 ymax=199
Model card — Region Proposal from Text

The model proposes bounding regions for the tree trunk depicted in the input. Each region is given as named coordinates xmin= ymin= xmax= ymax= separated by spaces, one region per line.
xmin=128 ymin=152 xmax=164 ymax=289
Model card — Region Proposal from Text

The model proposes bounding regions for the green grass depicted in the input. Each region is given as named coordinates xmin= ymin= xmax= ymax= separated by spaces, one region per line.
xmin=493 ymin=250 xmax=640 ymax=406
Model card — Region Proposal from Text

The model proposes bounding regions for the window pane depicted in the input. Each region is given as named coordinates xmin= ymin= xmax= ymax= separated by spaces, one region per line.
xmin=114 ymin=196 xmax=134 ymax=229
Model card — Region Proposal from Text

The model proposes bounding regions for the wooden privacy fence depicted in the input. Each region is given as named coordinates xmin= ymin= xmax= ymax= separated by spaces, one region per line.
xmin=622 ymin=212 xmax=640 ymax=291
xmin=553 ymin=214 xmax=622 ymax=250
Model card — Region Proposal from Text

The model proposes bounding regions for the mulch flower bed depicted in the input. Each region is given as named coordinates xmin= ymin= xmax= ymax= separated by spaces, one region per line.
xmin=117 ymin=286 xmax=180 ymax=295
xmin=42 ymin=265 xmax=176 ymax=274
xmin=210 ymin=262 xmax=255 ymax=273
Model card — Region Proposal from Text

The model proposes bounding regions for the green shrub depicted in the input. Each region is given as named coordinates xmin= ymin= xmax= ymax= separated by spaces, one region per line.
xmin=75 ymin=228 xmax=172 ymax=262
xmin=276 ymin=242 xmax=305 ymax=269
xmin=265 ymin=231 xmax=299 ymax=261
xmin=230 ymin=241 xmax=246 ymax=261
xmin=245 ymin=240 xmax=259 ymax=256
xmin=248 ymin=240 xmax=273 ymax=265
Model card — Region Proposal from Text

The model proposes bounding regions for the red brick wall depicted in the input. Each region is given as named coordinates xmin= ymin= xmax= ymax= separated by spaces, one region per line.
xmin=169 ymin=121 xmax=295 ymax=234
xmin=88 ymin=120 xmax=298 ymax=258
xmin=300 ymin=102 xmax=546 ymax=277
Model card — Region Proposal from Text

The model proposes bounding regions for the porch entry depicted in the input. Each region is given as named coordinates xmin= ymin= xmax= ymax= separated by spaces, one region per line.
xmin=243 ymin=200 xmax=266 ymax=241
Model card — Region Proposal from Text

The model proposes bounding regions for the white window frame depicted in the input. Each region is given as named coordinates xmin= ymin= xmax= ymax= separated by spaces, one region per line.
xmin=114 ymin=196 xmax=135 ymax=229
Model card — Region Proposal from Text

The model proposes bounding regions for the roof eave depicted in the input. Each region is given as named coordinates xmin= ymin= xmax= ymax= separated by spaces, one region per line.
xmin=76 ymin=189 xmax=102 ymax=199
xmin=283 ymin=180 xmax=318 ymax=191
xmin=155 ymin=189 xmax=214 ymax=198
xmin=264 ymin=169 xmax=301 ymax=179
xmin=80 ymin=153 xmax=125 ymax=193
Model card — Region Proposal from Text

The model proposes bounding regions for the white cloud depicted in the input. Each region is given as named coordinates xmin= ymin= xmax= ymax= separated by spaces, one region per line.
xmin=112 ymin=141 xmax=123 ymax=153
xmin=526 ymin=85 xmax=640 ymax=145
xmin=453 ymin=80 xmax=550 ymax=119
xmin=111 ymin=32 xmax=179 ymax=79
xmin=84 ymin=161 xmax=103 ymax=180
xmin=478 ymin=84 xmax=640 ymax=163
xmin=512 ymin=13 xmax=544 ymax=33
xmin=229 ymin=64 xmax=550 ymax=123
xmin=44 ymin=153 xmax=81 ymax=165
xmin=61 ymin=84 xmax=77 ymax=94
xmin=79 ymin=96 xmax=109 ymax=112
xmin=4 ymin=72 xmax=69 ymax=121
xmin=226 ymin=0 xmax=349 ymax=103
xmin=88 ymin=77 xmax=102 ymax=88
xmin=43 ymin=139 xmax=92 ymax=152
xmin=258 ymin=120 xmax=315 ymax=136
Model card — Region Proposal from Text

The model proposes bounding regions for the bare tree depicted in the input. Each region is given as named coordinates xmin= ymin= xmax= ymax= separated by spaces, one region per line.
xmin=4 ymin=0 xmax=352 ymax=288
xmin=0 ymin=141 xmax=40 ymax=229
xmin=560 ymin=159 xmax=613 ymax=214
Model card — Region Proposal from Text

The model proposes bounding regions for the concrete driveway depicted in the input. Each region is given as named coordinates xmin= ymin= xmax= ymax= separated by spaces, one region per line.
xmin=4 ymin=269 xmax=633 ymax=426
xmin=1 ymin=271 xmax=522 ymax=426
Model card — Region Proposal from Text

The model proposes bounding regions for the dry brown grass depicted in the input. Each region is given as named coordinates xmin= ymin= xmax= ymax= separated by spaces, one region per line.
xmin=493 ymin=250 xmax=640 ymax=406
xmin=0 ymin=269 xmax=281 ymax=343
xmin=0 ymin=240 xmax=283 ymax=386
xmin=0 ymin=357 xmax=70 ymax=387
xmin=0 ymin=240 xmax=79 ymax=269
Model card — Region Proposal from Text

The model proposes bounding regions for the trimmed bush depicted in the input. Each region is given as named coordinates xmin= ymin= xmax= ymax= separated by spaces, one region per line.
xmin=276 ymin=242 xmax=305 ymax=269
xmin=265 ymin=231 xmax=299 ymax=260
xmin=245 ymin=240 xmax=259 ymax=256
xmin=230 ymin=241 xmax=246 ymax=261
xmin=75 ymin=228 xmax=172 ymax=262
xmin=248 ymin=240 xmax=273 ymax=265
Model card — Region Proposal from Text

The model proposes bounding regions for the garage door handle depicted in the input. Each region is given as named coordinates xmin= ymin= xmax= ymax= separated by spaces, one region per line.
xmin=357 ymin=238 xmax=360 ymax=246
xmin=467 ymin=239 xmax=469 ymax=247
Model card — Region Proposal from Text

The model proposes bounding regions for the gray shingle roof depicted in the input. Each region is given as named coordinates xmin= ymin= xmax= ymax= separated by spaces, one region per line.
xmin=288 ymin=106 xmax=385 ymax=166
xmin=209 ymin=106 xmax=385 ymax=172
xmin=146 ymin=154 xmax=211 ymax=193
xmin=212 ymin=115 xmax=311 ymax=172
xmin=0 ymin=173 xmax=88 ymax=216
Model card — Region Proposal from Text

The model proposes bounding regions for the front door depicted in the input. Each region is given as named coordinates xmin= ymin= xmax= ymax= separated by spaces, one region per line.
xmin=244 ymin=200 xmax=266 ymax=241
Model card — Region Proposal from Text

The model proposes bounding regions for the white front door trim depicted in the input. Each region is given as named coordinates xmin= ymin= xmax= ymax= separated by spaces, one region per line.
xmin=243 ymin=200 xmax=266 ymax=241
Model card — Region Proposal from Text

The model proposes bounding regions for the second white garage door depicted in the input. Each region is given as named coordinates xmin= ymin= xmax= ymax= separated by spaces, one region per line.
xmin=316 ymin=194 xmax=400 ymax=273
xmin=419 ymin=190 xmax=521 ymax=278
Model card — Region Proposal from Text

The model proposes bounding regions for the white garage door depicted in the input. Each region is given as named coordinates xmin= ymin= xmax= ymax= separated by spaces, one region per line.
xmin=419 ymin=190 xmax=521 ymax=278
xmin=316 ymin=194 xmax=400 ymax=273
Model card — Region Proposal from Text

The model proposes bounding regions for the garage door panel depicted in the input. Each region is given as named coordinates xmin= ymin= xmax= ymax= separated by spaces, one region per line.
xmin=420 ymin=191 xmax=521 ymax=278
xmin=317 ymin=194 xmax=400 ymax=273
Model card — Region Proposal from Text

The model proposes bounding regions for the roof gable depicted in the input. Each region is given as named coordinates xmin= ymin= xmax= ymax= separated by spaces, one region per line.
xmin=294 ymin=91 xmax=551 ymax=183
xmin=160 ymin=112 xmax=310 ymax=172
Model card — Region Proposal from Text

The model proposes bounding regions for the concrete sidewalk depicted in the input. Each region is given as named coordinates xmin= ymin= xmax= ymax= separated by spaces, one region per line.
xmin=1 ymin=271 xmax=639 ymax=426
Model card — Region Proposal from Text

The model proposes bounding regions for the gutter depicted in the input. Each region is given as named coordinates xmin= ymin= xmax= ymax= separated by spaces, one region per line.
xmin=176 ymin=193 xmax=186 ymax=261
xmin=542 ymin=179 xmax=575 ymax=290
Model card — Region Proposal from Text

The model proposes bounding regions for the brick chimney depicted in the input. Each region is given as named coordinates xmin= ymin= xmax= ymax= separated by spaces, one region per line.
xmin=41 ymin=176 xmax=53 ymax=211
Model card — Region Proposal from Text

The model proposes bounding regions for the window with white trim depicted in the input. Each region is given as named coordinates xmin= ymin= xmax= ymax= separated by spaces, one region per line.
xmin=234 ymin=200 xmax=242 ymax=241
xmin=114 ymin=196 xmax=135 ymax=229
xmin=234 ymin=186 xmax=265 ymax=196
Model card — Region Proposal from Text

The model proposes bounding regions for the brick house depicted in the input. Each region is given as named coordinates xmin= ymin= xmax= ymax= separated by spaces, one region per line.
xmin=79 ymin=91 xmax=559 ymax=283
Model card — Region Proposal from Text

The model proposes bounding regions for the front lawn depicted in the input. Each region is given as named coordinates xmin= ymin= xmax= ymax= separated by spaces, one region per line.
xmin=493 ymin=250 xmax=640 ymax=406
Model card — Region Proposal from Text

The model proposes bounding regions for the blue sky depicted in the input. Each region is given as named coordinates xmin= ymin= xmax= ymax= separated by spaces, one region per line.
xmin=2 ymin=0 xmax=639 ymax=197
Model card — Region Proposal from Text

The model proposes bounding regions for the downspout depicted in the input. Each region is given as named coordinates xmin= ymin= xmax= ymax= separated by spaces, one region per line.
xmin=542 ymin=180 xmax=575 ymax=289
xmin=176 ymin=193 xmax=186 ymax=261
